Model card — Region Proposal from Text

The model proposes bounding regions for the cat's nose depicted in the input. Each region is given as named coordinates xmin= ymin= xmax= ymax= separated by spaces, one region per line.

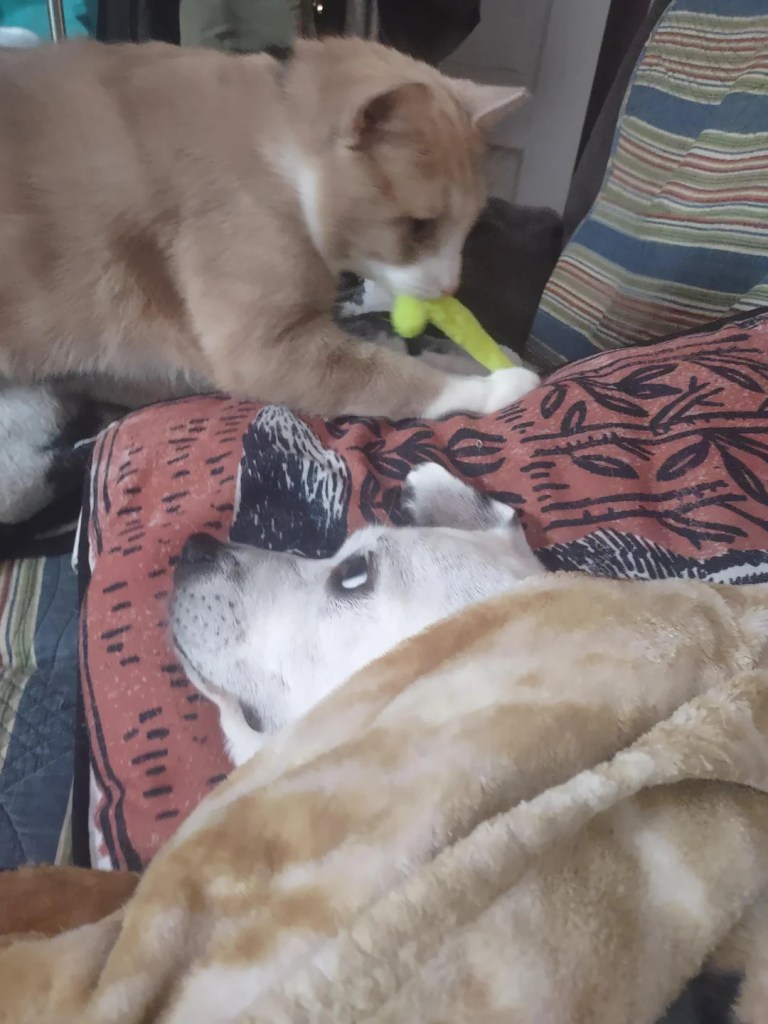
xmin=441 ymin=280 xmax=459 ymax=296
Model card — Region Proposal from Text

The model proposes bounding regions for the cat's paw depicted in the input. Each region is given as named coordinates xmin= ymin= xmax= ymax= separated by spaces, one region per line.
xmin=423 ymin=366 xmax=540 ymax=418
xmin=480 ymin=367 xmax=541 ymax=413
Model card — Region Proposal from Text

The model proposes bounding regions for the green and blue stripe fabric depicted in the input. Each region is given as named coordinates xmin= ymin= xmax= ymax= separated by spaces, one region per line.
xmin=0 ymin=555 xmax=79 ymax=868
xmin=529 ymin=0 xmax=768 ymax=367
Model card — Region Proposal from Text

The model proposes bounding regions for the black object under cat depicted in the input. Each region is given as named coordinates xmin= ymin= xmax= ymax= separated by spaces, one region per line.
xmin=96 ymin=0 xmax=479 ymax=60
xmin=377 ymin=0 xmax=479 ymax=65
xmin=336 ymin=199 xmax=564 ymax=360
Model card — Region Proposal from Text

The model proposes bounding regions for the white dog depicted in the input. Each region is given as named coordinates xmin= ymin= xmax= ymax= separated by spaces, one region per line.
xmin=170 ymin=463 xmax=546 ymax=765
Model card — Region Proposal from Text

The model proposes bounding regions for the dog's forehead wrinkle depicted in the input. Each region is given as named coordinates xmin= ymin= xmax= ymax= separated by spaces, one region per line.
xmin=372 ymin=533 xmax=420 ymax=587
xmin=335 ymin=525 xmax=386 ymax=555
xmin=409 ymin=524 xmax=495 ymax=547
xmin=284 ymin=557 xmax=307 ymax=582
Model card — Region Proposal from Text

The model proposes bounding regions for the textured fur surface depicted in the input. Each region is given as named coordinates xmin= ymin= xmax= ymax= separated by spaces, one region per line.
xmin=3 ymin=575 xmax=768 ymax=1022
xmin=0 ymin=37 xmax=536 ymax=418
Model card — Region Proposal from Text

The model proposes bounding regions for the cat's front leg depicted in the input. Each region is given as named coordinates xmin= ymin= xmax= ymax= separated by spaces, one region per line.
xmin=206 ymin=316 xmax=539 ymax=420
xmin=421 ymin=364 xmax=541 ymax=419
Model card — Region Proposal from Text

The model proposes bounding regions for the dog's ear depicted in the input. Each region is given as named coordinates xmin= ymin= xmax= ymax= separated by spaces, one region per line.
xmin=401 ymin=463 xmax=515 ymax=531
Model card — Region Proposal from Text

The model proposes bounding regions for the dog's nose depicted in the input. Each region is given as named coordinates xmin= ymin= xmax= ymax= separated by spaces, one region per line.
xmin=179 ymin=533 xmax=224 ymax=566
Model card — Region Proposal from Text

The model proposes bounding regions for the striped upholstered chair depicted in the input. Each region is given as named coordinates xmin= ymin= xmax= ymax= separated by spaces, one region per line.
xmin=528 ymin=0 xmax=768 ymax=369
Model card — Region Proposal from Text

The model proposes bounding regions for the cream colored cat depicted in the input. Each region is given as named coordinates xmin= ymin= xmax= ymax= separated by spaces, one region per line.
xmin=0 ymin=37 xmax=536 ymax=418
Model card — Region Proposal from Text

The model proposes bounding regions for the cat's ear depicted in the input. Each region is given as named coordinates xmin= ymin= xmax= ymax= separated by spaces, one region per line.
xmin=449 ymin=80 xmax=529 ymax=130
xmin=349 ymin=82 xmax=432 ymax=147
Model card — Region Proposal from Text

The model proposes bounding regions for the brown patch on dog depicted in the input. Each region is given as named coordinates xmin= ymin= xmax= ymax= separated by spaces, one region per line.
xmin=0 ymin=866 xmax=139 ymax=938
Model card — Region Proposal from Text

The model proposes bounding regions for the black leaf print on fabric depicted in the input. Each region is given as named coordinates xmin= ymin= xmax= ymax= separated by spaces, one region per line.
xmin=612 ymin=437 xmax=653 ymax=461
xmin=354 ymin=426 xmax=509 ymax=484
xmin=703 ymin=364 xmax=763 ymax=392
xmin=718 ymin=448 xmax=768 ymax=506
xmin=350 ymin=424 xmax=514 ymax=523
xmin=661 ymin=510 xmax=746 ymax=547
xmin=710 ymin=429 xmax=768 ymax=461
xmin=708 ymin=428 xmax=768 ymax=506
xmin=577 ymin=380 xmax=647 ymax=418
xmin=443 ymin=427 xmax=506 ymax=477
xmin=540 ymin=384 xmax=567 ymax=419
xmin=394 ymin=429 xmax=444 ymax=468
xmin=649 ymin=377 xmax=724 ymax=432
xmin=359 ymin=473 xmax=410 ymax=526
xmin=690 ymin=346 xmax=768 ymax=390
xmin=240 ymin=312 xmax=768 ymax=567
xmin=656 ymin=439 xmax=711 ymax=482
xmin=561 ymin=401 xmax=588 ymax=434
xmin=487 ymin=488 xmax=525 ymax=506
xmin=571 ymin=454 xmax=640 ymax=479
xmin=710 ymin=332 xmax=751 ymax=343
xmin=616 ymin=364 xmax=679 ymax=399
xmin=353 ymin=428 xmax=441 ymax=481
xmin=325 ymin=416 xmax=384 ymax=441
xmin=353 ymin=439 xmax=413 ymax=481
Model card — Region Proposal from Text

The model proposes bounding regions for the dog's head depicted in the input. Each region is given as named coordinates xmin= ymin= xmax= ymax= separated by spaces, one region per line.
xmin=170 ymin=463 xmax=546 ymax=764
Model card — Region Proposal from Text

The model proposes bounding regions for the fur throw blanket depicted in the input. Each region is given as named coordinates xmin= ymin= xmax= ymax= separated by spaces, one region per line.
xmin=4 ymin=573 xmax=768 ymax=1024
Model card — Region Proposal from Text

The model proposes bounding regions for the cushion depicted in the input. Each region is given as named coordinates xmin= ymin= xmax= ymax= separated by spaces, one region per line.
xmin=79 ymin=307 xmax=768 ymax=870
xmin=529 ymin=0 xmax=768 ymax=368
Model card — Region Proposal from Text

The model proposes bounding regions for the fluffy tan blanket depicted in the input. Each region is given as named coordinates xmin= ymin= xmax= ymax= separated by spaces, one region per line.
xmin=4 ymin=574 xmax=768 ymax=1024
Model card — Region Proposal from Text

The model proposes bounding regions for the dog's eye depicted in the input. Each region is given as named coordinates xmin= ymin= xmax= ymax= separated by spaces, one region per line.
xmin=331 ymin=553 xmax=373 ymax=595
xmin=408 ymin=217 xmax=437 ymax=243
xmin=339 ymin=555 xmax=369 ymax=590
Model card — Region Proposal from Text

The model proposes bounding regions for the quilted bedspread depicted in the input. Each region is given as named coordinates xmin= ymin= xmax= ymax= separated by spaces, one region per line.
xmin=0 ymin=554 xmax=80 ymax=868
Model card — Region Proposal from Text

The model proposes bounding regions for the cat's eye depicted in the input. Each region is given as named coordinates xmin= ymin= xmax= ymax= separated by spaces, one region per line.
xmin=408 ymin=217 xmax=438 ymax=242
xmin=330 ymin=553 xmax=374 ymax=596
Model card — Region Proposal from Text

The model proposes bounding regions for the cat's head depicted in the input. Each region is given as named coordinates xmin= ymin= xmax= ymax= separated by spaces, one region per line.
xmin=292 ymin=41 xmax=528 ymax=300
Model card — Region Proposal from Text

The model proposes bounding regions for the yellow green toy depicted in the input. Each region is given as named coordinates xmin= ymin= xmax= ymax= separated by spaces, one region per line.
xmin=391 ymin=295 xmax=518 ymax=372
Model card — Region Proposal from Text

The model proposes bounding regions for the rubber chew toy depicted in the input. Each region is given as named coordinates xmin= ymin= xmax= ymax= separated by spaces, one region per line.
xmin=391 ymin=295 xmax=518 ymax=372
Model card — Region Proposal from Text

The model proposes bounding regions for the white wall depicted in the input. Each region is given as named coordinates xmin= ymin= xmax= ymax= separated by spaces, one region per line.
xmin=442 ymin=0 xmax=612 ymax=212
